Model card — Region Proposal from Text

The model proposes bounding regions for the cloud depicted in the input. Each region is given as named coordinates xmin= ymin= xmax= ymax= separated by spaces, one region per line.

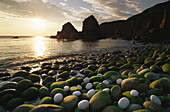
xmin=0 ymin=0 xmax=70 ymax=22
xmin=60 ymin=2 xmax=67 ymax=6
xmin=82 ymin=0 xmax=142 ymax=20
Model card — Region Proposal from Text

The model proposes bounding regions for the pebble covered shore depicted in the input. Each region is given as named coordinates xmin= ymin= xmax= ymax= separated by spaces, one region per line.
xmin=0 ymin=45 xmax=170 ymax=112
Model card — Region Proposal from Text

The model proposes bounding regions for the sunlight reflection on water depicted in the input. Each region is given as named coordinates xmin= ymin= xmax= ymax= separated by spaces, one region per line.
xmin=34 ymin=36 xmax=46 ymax=57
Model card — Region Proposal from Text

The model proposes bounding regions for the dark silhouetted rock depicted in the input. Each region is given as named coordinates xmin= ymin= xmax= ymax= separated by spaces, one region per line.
xmin=82 ymin=15 xmax=103 ymax=41
xmin=100 ymin=1 xmax=170 ymax=43
xmin=56 ymin=22 xmax=78 ymax=40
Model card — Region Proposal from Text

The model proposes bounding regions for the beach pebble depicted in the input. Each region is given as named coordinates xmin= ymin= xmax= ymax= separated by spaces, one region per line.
xmin=97 ymin=73 xmax=103 ymax=77
xmin=77 ymin=85 xmax=82 ymax=89
xmin=150 ymin=95 xmax=162 ymax=105
xmin=87 ymin=89 xmax=95 ymax=98
xmin=130 ymin=90 xmax=139 ymax=97
xmin=116 ymin=78 xmax=123 ymax=85
xmin=102 ymin=88 xmax=110 ymax=93
xmin=63 ymin=86 xmax=70 ymax=92
xmin=73 ymin=91 xmax=81 ymax=96
xmin=118 ymin=97 xmax=130 ymax=109
xmin=84 ymin=77 xmax=90 ymax=83
xmin=78 ymin=100 xmax=89 ymax=110
xmin=54 ymin=93 xmax=63 ymax=103
xmin=85 ymin=83 xmax=93 ymax=90
xmin=103 ymin=80 xmax=109 ymax=85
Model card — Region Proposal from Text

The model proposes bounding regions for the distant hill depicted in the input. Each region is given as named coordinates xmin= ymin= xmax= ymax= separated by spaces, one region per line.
xmin=52 ymin=1 xmax=170 ymax=43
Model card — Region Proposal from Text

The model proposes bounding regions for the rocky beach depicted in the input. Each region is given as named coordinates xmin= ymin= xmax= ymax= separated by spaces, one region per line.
xmin=0 ymin=0 xmax=170 ymax=112
xmin=0 ymin=44 xmax=170 ymax=112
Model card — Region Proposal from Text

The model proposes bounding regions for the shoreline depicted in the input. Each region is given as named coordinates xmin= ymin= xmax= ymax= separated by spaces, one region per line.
xmin=0 ymin=44 xmax=169 ymax=112
xmin=0 ymin=43 xmax=168 ymax=74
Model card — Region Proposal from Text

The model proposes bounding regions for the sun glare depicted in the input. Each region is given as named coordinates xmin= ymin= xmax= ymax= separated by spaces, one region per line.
xmin=34 ymin=36 xmax=46 ymax=57
xmin=30 ymin=18 xmax=46 ymax=29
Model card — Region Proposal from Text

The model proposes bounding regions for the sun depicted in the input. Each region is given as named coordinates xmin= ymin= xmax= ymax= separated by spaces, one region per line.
xmin=29 ymin=18 xmax=47 ymax=29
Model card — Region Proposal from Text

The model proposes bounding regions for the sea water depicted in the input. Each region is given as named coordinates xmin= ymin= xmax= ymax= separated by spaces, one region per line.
xmin=0 ymin=36 xmax=143 ymax=71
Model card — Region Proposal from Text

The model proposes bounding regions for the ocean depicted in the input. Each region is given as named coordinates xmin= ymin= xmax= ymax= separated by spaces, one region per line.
xmin=0 ymin=36 xmax=143 ymax=72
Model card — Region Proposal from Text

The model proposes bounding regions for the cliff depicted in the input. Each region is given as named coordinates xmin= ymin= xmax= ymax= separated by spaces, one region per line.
xmin=100 ymin=1 xmax=170 ymax=43
xmin=52 ymin=1 xmax=170 ymax=43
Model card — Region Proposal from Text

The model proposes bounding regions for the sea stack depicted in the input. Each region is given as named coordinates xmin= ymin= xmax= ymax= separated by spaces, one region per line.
xmin=56 ymin=22 xmax=78 ymax=40
xmin=82 ymin=15 xmax=103 ymax=41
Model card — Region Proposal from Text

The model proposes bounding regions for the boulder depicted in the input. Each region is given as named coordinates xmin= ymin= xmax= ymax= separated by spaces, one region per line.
xmin=39 ymin=97 xmax=53 ymax=105
xmin=39 ymin=87 xmax=50 ymax=99
xmin=21 ymin=87 xmax=39 ymax=101
xmin=50 ymin=81 xmax=69 ymax=91
xmin=16 ymin=79 xmax=33 ymax=92
xmin=7 ymin=98 xmax=24 ymax=111
xmin=103 ymin=71 xmax=119 ymax=82
xmin=121 ymin=78 xmax=141 ymax=91
xmin=110 ymin=85 xmax=122 ymax=100
xmin=102 ymin=105 xmax=123 ymax=112
xmin=60 ymin=95 xmax=79 ymax=112
xmin=143 ymin=101 xmax=166 ymax=112
xmin=89 ymin=91 xmax=111 ymax=112
xmin=13 ymin=104 xmax=36 ymax=112
xmin=30 ymin=104 xmax=64 ymax=112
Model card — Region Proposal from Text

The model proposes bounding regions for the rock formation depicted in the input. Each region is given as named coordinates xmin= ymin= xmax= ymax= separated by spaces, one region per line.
xmin=100 ymin=1 xmax=170 ymax=43
xmin=51 ymin=1 xmax=170 ymax=43
xmin=82 ymin=15 xmax=103 ymax=41
xmin=56 ymin=22 xmax=78 ymax=40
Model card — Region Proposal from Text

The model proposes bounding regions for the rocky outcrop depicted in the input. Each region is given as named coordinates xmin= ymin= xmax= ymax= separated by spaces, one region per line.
xmin=51 ymin=1 xmax=170 ymax=43
xmin=100 ymin=1 xmax=170 ymax=43
xmin=82 ymin=15 xmax=103 ymax=41
xmin=56 ymin=22 xmax=78 ymax=40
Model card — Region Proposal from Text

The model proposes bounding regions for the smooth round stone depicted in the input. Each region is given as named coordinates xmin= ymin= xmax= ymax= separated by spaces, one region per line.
xmin=85 ymin=83 xmax=93 ymax=90
xmin=78 ymin=100 xmax=89 ymax=110
xmin=116 ymin=78 xmax=123 ymax=85
xmin=130 ymin=90 xmax=139 ymax=97
xmin=103 ymin=80 xmax=109 ymax=85
xmin=87 ymin=89 xmax=95 ymax=98
xmin=150 ymin=95 xmax=161 ymax=105
xmin=72 ymin=91 xmax=81 ymax=96
xmin=54 ymin=93 xmax=63 ymax=103
xmin=84 ymin=77 xmax=90 ymax=83
xmin=97 ymin=73 xmax=103 ymax=77
xmin=138 ymin=68 xmax=151 ymax=75
xmin=77 ymin=85 xmax=82 ymax=89
xmin=102 ymin=88 xmax=110 ymax=93
xmin=118 ymin=97 xmax=130 ymax=109
xmin=63 ymin=86 xmax=70 ymax=92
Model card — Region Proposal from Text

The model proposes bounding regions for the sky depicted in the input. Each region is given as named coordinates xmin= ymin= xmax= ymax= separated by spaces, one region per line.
xmin=0 ymin=0 xmax=168 ymax=36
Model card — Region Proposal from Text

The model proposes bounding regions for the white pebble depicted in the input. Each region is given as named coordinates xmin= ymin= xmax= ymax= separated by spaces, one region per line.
xmin=84 ymin=77 xmax=90 ymax=83
xmin=54 ymin=93 xmax=63 ymax=103
xmin=130 ymin=90 xmax=139 ymax=97
xmin=73 ymin=91 xmax=81 ymax=96
xmin=85 ymin=83 xmax=93 ymax=90
xmin=63 ymin=86 xmax=70 ymax=92
xmin=116 ymin=78 xmax=123 ymax=85
xmin=103 ymin=80 xmax=110 ymax=85
xmin=102 ymin=88 xmax=110 ymax=93
xmin=150 ymin=95 xmax=162 ymax=105
xmin=118 ymin=97 xmax=130 ymax=109
xmin=78 ymin=100 xmax=89 ymax=110
xmin=87 ymin=89 xmax=95 ymax=98
xmin=97 ymin=73 xmax=103 ymax=77
xmin=77 ymin=85 xmax=82 ymax=89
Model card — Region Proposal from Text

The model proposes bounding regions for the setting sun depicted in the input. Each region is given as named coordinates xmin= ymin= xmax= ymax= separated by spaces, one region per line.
xmin=30 ymin=18 xmax=47 ymax=29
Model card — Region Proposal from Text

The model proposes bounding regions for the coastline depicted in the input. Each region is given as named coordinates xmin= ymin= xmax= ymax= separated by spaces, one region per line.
xmin=0 ymin=44 xmax=169 ymax=112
